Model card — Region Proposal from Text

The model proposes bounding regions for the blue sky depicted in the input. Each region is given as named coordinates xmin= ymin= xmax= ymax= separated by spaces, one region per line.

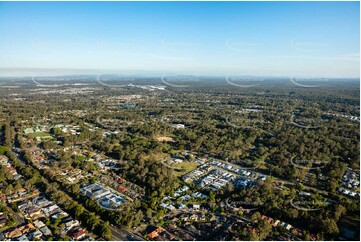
xmin=0 ymin=1 xmax=359 ymax=77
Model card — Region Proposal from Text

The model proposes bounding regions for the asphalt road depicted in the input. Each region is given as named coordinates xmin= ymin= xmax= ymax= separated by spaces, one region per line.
xmin=110 ymin=225 xmax=144 ymax=241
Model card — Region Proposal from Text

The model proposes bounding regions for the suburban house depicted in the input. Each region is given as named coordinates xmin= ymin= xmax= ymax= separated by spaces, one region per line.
xmin=71 ymin=229 xmax=86 ymax=240
xmin=5 ymin=228 xmax=22 ymax=239
xmin=39 ymin=226 xmax=52 ymax=237
xmin=18 ymin=223 xmax=36 ymax=234
xmin=27 ymin=230 xmax=43 ymax=240
xmin=147 ymin=227 xmax=164 ymax=239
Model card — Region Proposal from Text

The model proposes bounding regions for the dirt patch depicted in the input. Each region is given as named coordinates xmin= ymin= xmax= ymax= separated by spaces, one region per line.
xmin=155 ymin=136 xmax=175 ymax=142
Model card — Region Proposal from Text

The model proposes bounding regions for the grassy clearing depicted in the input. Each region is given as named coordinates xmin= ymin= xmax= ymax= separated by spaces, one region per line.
xmin=172 ymin=161 xmax=198 ymax=177
xmin=142 ymin=152 xmax=169 ymax=161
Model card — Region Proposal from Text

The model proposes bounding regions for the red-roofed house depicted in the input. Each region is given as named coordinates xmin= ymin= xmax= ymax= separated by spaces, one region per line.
xmin=72 ymin=229 xmax=86 ymax=240
xmin=117 ymin=185 xmax=128 ymax=193
xmin=147 ymin=227 xmax=163 ymax=239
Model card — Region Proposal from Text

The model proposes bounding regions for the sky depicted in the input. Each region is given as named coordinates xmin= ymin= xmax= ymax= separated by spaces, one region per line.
xmin=0 ymin=1 xmax=359 ymax=77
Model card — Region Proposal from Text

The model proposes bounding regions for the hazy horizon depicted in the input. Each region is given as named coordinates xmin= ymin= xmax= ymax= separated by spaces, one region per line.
xmin=0 ymin=68 xmax=360 ymax=79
